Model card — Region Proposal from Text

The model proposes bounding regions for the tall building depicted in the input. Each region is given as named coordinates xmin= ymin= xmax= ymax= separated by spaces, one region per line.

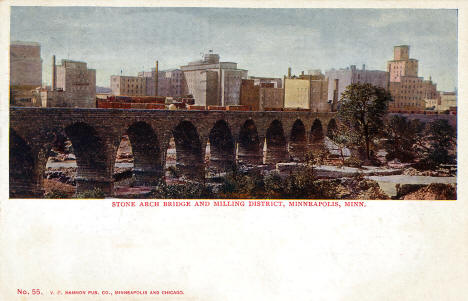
xmin=325 ymin=64 xmax=389 ymax=104
xmin=10 ymin=41 xmax=43 ymax=106
xmin=387 ymin=45 xmax=438 ymax=112
xmin=41 ymin=57 xmax=96 ymax=108
xmin=181 ymin=51 xmax=248 ymax=106
xmin=284 ymin=70 xmax=330 ymax=112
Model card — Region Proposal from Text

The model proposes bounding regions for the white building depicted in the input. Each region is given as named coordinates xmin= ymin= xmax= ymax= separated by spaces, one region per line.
xmin=181 ymin=51 xmax=248 ymax=106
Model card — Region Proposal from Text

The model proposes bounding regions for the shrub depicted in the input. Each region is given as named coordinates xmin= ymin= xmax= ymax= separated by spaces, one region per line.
xmin=45 ymin=189 xmax=70 ymax=199
xmin=264 ymin=173 xmax=284 ymax=196
xmin=75 ymin=188 xmax=105 ymax=199
xmin=166 ymin=166 xmax=180 ymax=178
xmin=344 ymin=156 xmax=363 ymax=168
xmin=151 ymin=182 xmax=213 ymax=199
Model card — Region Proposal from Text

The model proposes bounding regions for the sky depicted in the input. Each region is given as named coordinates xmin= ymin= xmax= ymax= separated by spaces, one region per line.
xmin=10 ymin=7 xmax=457 ymax=91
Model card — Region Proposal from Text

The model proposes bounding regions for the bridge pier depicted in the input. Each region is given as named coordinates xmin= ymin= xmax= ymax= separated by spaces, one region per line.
xmin=288 ymin=141 xmax=308 ymax=162
xmin=264 ymin=143 xmax=288 ymax=164
xmin=173 ymin=121 xmax=205 ymax=180
xmin=208 ymin=121 xmax=236 ymax=173
xmin=237 ymin=139 xmax=263 ymax=165
xmin=176 ymin=151 xmax=205 ymax=179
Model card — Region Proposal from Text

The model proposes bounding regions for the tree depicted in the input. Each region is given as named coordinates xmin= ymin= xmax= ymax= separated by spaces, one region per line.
xmin=420 ymin=119 xmax=456 ymax=167
xmin=383 ymin=115 xmax=425 ymax=162
xmin=337 ymin=83 xmax=392 ymax=161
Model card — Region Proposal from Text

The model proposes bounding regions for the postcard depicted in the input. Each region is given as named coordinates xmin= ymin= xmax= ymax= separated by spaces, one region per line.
xmin=1 ymin=1 xmax=467 ymax=300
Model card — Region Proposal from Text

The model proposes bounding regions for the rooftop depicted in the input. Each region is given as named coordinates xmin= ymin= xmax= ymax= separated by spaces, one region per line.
xmin=11 ymin=40 xmax=40 ymax=47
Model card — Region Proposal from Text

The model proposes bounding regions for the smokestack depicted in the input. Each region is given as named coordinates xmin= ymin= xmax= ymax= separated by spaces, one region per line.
xmin=288 ymin=67 xmax=291 ymax=78
xmin=362 ymin=64 xmax=365 ymax=71
xmin=154 ymin=60 xmax=159 ymax=96
xmin=301 ymin=71 xmax=304 ymax=76
xmin=52 ymin=55 xmax=56 ymax=91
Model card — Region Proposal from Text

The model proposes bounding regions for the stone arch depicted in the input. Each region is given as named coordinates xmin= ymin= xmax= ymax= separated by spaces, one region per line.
xmin=208 ymin=120 xmax=235 ymax=173
xmin=172 ymin=120 xmax=204 ymax=179
xmin=64 ymin=122 xmax=112 ymax=194
xmin=310 ymin=119 xmax=324 ymax=143
xmin=126 ymin=122 xmax=162 ymax=185
xmin=265 ymin=119 xmax=288 ymax=164
xmin=289 ymin=119 xmax=307 ymax=161
xmin=10 ymin=129 xmax=39 ymax=198
xmin=326 ymin=118 xmax=338 ymax=139
xmin=237 ymin=119 xmax=262 ymax=164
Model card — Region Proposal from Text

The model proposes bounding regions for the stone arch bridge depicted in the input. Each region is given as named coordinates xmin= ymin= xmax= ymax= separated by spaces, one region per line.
xmin=10 ymin=107 xmax=339 ymax=198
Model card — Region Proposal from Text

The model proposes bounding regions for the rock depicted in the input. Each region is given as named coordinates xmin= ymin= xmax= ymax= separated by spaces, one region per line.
xmin=403 ymin=183 xmax=456 ymax=200
xmin=65 ymin=153 xmax=76 ymax=160
xmin=276 ymin=162 xmax=307 ymax=172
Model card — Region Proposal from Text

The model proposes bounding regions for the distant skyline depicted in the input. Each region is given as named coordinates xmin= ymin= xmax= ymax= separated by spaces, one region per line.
xmin=11 ymin=7 xmax=457 ymax=91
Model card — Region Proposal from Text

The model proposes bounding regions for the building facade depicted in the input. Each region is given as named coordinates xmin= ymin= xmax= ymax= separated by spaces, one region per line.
xmin=284 ymin=70 xmax=329 ymax=112
xmin=110 ymin=75 xmax=146 ymax=96
xmin=387 ymin=45 xmax=438 ymax=112
xmin=181 ymin=52 xmax=248 ymax=106
xmin=260 ymin=85 xmax=284 ymax=110
xmin=138 ymin=68 xmax=189 ymax=98
xmin=41 ymin=57 xmax=96 ymax=108
xmin=248 ymin=76 xmax=282 ymax=88
xmin=240 ymin=80 xmax=284 ymax=111
xmin=325 ymin=64 xmax=389 ymax=104
xmin=426 ymin=91 xmax=456 ymax=111
xmin=10 ymin=41 xmax=43 ymax=106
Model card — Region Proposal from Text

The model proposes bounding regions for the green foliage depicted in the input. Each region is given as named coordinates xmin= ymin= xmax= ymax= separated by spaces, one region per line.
xmin=344 ymin=156 xmax=363 ymax=168
xmin=383 ymin=115 xmax=424 ymax=162
xmin=337 ymin=83 xmax=392 ymax=161
xmin=263 ymin=173 xmax=284 ymax=197
xmin=166 ymin=165 xmax=180 ymax=178
xmin=151 ymin=182 xmax=213 ymax=199
xmin=305 ymin=148 xmax=328 ymax=166
xmin=427 ymin=119 xmax=456 ymax=148
xmin=264 ymin=166 xmax=338 ymax=199
xmin=328 ymin=122 xmax=352 ymax=164
xmin=220 ymin=168 xmax=264 ymax=198
xmin=416 ymin=119 xmax=456 ymax=169
xmin=282 ymin=167 xmax=317 ymax=198
xmin=75 ymin=188 xmax=105 ymax=199
xmin=45 ymin=189 xmax=70 ymax=199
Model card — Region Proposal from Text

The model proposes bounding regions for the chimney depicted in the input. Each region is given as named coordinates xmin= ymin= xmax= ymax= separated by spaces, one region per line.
xmin=301 ymin=71 xmax=304 ymax=76
xmin=52 ymin=55 xmax=56 ymax=91
xmin=362 ymin=64 xmax=366 ymax=71
xmin=288 ymin=67 xmax=291 ymax=78
xmin=154 ymin=60 xmax=159 ymax=96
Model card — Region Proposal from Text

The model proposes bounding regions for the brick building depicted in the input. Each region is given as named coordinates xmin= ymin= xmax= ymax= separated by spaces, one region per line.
xmin=181 ymin=51 xmax=248 ymax=106
xmin=248 ymin=76 xmax=282 ymax=88
xmin=387 ymin=45 xmax=438 ymax=112
xmin=240 ymin=80 xmax=284 ymax=111
xmin=10 ymin=41 xmax=43 ymax=106
xmin=240 ymin=79 xmax=260 ymax=110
